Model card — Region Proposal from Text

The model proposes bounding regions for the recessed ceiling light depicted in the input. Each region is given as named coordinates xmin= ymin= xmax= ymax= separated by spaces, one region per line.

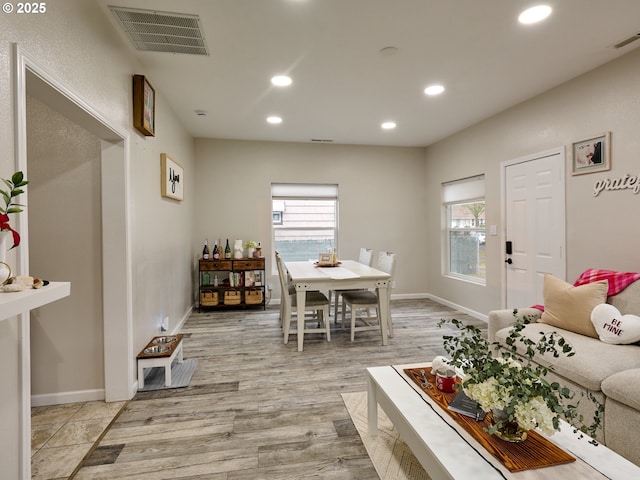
xmin=424 ymin=84 xmax=445 ymax=96
xmin=518 ymin=5 xmax=552 ymax=24
xmin=267 ymin=116 xmax=283 ymax=124
xmin=271 ymin=75 xmax=292 ymax=87
xmin=381 ymin=121 xmax=396 ymax=130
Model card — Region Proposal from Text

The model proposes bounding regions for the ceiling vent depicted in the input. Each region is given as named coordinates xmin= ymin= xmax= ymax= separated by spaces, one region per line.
xmin=109 ymin=6 xmax=208 ymax=55
xmin=614 ymin=32 xmax=640 ymax=49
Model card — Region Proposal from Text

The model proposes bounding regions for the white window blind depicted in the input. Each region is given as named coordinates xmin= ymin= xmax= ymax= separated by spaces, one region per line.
xmin=442 ymin=175 xmax=485 ymax=204
xmin=271 ymin=183 xmax=338 ymax=199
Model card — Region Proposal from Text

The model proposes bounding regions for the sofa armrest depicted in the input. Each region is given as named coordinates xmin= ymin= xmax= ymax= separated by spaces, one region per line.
xmin=487 ymin=307 xmax=542 ymax=343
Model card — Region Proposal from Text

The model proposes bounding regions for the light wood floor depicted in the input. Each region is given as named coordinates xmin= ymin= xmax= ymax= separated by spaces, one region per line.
xmin=70 ymin=299 xmax=485 ymax=479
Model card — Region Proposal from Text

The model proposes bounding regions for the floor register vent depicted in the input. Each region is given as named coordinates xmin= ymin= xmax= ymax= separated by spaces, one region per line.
xmin=109 ymin=6 xmax=209 ymax=55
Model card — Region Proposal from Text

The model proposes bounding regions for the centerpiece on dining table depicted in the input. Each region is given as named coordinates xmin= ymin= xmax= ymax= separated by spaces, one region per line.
xmin=438 ymin=312 xmax=602 ymax=443
xmin=315 ymin=249 xmax=340 ymax=267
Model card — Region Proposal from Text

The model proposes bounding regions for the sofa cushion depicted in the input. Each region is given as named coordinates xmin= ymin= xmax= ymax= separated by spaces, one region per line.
xmin=591 ymin=303 xmax=640 ymax=345
xmin=495 ymin=323 xmax=640 ymax=391
xmin=538 ymin=274 xmax=608 ymax=338
xmin=609 ymin=279 xmax=640 ymax=315
xmin=601 ymin=369 xmax=640 ymax=411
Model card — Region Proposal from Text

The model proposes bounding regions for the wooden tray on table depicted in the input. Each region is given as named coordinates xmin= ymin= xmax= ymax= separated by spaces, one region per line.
xmin=403 ymin=367 xmax=575 ymax=473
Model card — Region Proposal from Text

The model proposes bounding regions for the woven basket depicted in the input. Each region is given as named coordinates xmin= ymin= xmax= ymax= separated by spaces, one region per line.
xmin=245 ymin=288 xmax=263 ymax=305
xmin=224 ymin=289 xmax=241 ymax=305
xmin=200 ymin=290 xmax=219 ymax=306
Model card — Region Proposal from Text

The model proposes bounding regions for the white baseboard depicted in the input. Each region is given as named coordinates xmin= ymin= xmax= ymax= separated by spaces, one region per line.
xmin=391 ymin=293 xmax=431 ymax=300
xmin=172 ymin=305 xmax=193 ymax=335
xmin=425 ymin=293 xmax=488 ymax=322
xmin=31 ymin=388 xmax=105 ymax=407
xmin=271 ymin=292 xmax=486 ymax=322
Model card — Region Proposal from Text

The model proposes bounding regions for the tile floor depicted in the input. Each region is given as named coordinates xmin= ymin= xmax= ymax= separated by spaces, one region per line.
xmin=31 ymin=400 xmax=126 ymax=480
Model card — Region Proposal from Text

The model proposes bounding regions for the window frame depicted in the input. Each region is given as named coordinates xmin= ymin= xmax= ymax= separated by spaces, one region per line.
xmin=442 ymin=176 xmax=486 ymax=285
xmin=271 ymin=183 xmax=339 ymax=273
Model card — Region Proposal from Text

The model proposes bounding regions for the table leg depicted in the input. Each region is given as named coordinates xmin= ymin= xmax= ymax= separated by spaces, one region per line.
xmin=377 ymin=283 xmax=389 ymax=346
xmin=296 ymin=287 xmax=306 ymax=352
xmin=367 ymin=375 xmax=378 ymax=435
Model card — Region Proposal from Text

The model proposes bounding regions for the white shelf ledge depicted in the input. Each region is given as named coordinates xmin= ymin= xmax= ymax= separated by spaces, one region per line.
xmin=0 ymin=282 xmax=71 ymax=321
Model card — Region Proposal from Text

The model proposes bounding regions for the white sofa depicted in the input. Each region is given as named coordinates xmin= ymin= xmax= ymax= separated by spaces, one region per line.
xmin=488 ymin=279 xmax=640 ymax=466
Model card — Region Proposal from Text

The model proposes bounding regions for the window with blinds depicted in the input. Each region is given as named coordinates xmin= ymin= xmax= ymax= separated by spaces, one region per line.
xmin=442 ymin=175 xmax=486 ymax=283
xmin=271 ymin=183 xmax=339 ymax=266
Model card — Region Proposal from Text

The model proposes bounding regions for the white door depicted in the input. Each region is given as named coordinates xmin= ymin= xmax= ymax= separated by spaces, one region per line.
xmin=503 ymin=148 xmax=566 ymax=308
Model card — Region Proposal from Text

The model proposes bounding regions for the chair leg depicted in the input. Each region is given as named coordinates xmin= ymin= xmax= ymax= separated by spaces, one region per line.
xmin=323 ymin=306 xmax=330 ymax=342
xmin=350 ymin=306 xmax=356 ymax=342
xmin=283 ymin=304 xmax=291 ymax=344
xmin=283 ymin=318 xmax=290 ymax=344
xmin=333 ymin=292 xmax=340 ymax=321
xmin=341 ymin=298 xmax=348 ymax=329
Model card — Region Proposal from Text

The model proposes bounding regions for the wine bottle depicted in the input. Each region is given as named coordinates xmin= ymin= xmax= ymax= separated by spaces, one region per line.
xmin=212 ymin=241 xmax=219 ymax=259
xmin=224 ymin=239 xmax=231 ymax=259
xmin=202 ymin=239 xmax=210 ymax=260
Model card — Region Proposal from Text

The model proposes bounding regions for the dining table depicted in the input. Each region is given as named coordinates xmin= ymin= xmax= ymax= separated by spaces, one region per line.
xmin=284 ymin=259 xmax=392 ymax=351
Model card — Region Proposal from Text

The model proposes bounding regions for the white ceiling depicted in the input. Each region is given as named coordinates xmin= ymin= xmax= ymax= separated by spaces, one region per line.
xmin=96 ymin=0 xmax=640 ymax=147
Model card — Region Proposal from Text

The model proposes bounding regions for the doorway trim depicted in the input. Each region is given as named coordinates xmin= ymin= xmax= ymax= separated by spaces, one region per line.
xmin=13 ymin=44 xmax=134 ymax=478
xmin=500 ymin=146 xmax=566 ymax=308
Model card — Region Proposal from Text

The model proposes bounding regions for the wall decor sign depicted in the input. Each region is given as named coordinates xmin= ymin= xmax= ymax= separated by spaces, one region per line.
xmin=133 ymin=74 xmax=155 ymax=136
xmin=593 ymin=174 xmax=640 ymax=196
xmin=161 ymin=153 xmax=184 ymax=200
xmin=572 ymin=132 xmax=610 ymax=175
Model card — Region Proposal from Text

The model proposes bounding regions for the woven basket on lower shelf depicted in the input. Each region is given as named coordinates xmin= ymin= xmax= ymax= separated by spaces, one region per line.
xmin=245 ymin=288 xmax=263 ymax=305
xmin=224 ymin=289 xmax=241 ymax=305
xmin=200 ymin=290 xmax=219 ymax=306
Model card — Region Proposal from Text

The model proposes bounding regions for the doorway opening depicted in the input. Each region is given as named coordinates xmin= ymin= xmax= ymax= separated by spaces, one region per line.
xmin=14 ymin=44 xmax=133 ymax=478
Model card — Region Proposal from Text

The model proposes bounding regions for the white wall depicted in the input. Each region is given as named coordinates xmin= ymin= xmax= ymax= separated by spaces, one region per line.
xmin=0 ymin=0 xmax=195 ymax=476
xmin=194 ymin=139 xmax=427 ymax=300
xmin=27 ymin=95 xmax=105 ymax=398
xmin=424 ymin=46 xmax=640 ymax=316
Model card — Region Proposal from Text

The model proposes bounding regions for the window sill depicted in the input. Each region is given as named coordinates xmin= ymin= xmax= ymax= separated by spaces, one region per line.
xmin=444 ymin=273 xmax=486 ymax=287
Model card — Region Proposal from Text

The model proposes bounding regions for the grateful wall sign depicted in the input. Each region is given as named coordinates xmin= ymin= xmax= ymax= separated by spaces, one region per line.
xmin=593 ymin=174 xmax=640 ymax=196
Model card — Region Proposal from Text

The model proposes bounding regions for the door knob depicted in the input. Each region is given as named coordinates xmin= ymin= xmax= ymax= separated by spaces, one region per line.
xmin=505 ymin=258 xmax=513 ymax=264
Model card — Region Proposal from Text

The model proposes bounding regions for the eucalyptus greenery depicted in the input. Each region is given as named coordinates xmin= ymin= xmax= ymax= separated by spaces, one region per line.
xmin=0 ymin=171 xmax=29 ymax=248
xmin=438 ymin=311 xmax=602 ymax=443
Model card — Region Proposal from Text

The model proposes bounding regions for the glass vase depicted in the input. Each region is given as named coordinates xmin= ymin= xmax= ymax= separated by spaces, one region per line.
xmin=491 ymin=408 xmax=528 ymax=443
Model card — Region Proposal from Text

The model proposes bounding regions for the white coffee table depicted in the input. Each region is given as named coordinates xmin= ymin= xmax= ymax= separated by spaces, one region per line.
xmin=367 ymin=363 xmax=640 ymax=480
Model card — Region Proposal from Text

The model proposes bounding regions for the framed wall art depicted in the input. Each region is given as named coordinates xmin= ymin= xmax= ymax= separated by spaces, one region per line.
xmin=161 ymin=153 xmax=184 ymax=201
xmin=133 ymin=74 xmax=155 ymax=136
xmin=572 ymin=132 xmax=610 ymax=175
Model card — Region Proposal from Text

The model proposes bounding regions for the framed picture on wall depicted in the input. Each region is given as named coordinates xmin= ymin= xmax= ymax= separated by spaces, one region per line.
xmin=572 ymin=132 xmax=610 ymax=175
xmin=133 ymin=74 xmax=155 ymax=136
xmin=161 ymin=153 xmax=184 ymax=200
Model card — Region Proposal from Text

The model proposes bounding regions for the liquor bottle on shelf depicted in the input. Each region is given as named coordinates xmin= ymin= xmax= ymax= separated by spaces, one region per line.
xmin=212 ymin=240 xmax=219 ymax=259
xmin=224 ymin=239 xmax=232 ymax=259
xmin=202 ymin=239 xmax=210 ymax=260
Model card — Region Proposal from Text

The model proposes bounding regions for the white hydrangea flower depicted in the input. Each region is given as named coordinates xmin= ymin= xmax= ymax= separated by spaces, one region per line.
xmin=514 ymin=396 xmax=556 ymax=436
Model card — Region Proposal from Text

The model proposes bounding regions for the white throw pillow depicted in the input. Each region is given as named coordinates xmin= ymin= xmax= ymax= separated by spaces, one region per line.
xmin=590 ymin=303 xmax=640 ymax=345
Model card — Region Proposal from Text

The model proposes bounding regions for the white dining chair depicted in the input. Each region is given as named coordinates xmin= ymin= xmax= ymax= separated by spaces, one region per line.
xmin=341 ymin=251 xmax=396 ymax=341
xmin=330 ymin=247 xmax=374 ymax=325
xmin=276 ymin=251 xmax=331 ymax=349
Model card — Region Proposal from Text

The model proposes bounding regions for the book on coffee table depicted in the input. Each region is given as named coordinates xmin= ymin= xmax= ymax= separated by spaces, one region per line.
xmin=448 ymin=390 xmax=486 ymax=421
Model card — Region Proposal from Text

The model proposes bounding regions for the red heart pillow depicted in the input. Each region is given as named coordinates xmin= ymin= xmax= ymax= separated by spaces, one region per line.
xmin=590 ymin=304 xmax=640 ymax=345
